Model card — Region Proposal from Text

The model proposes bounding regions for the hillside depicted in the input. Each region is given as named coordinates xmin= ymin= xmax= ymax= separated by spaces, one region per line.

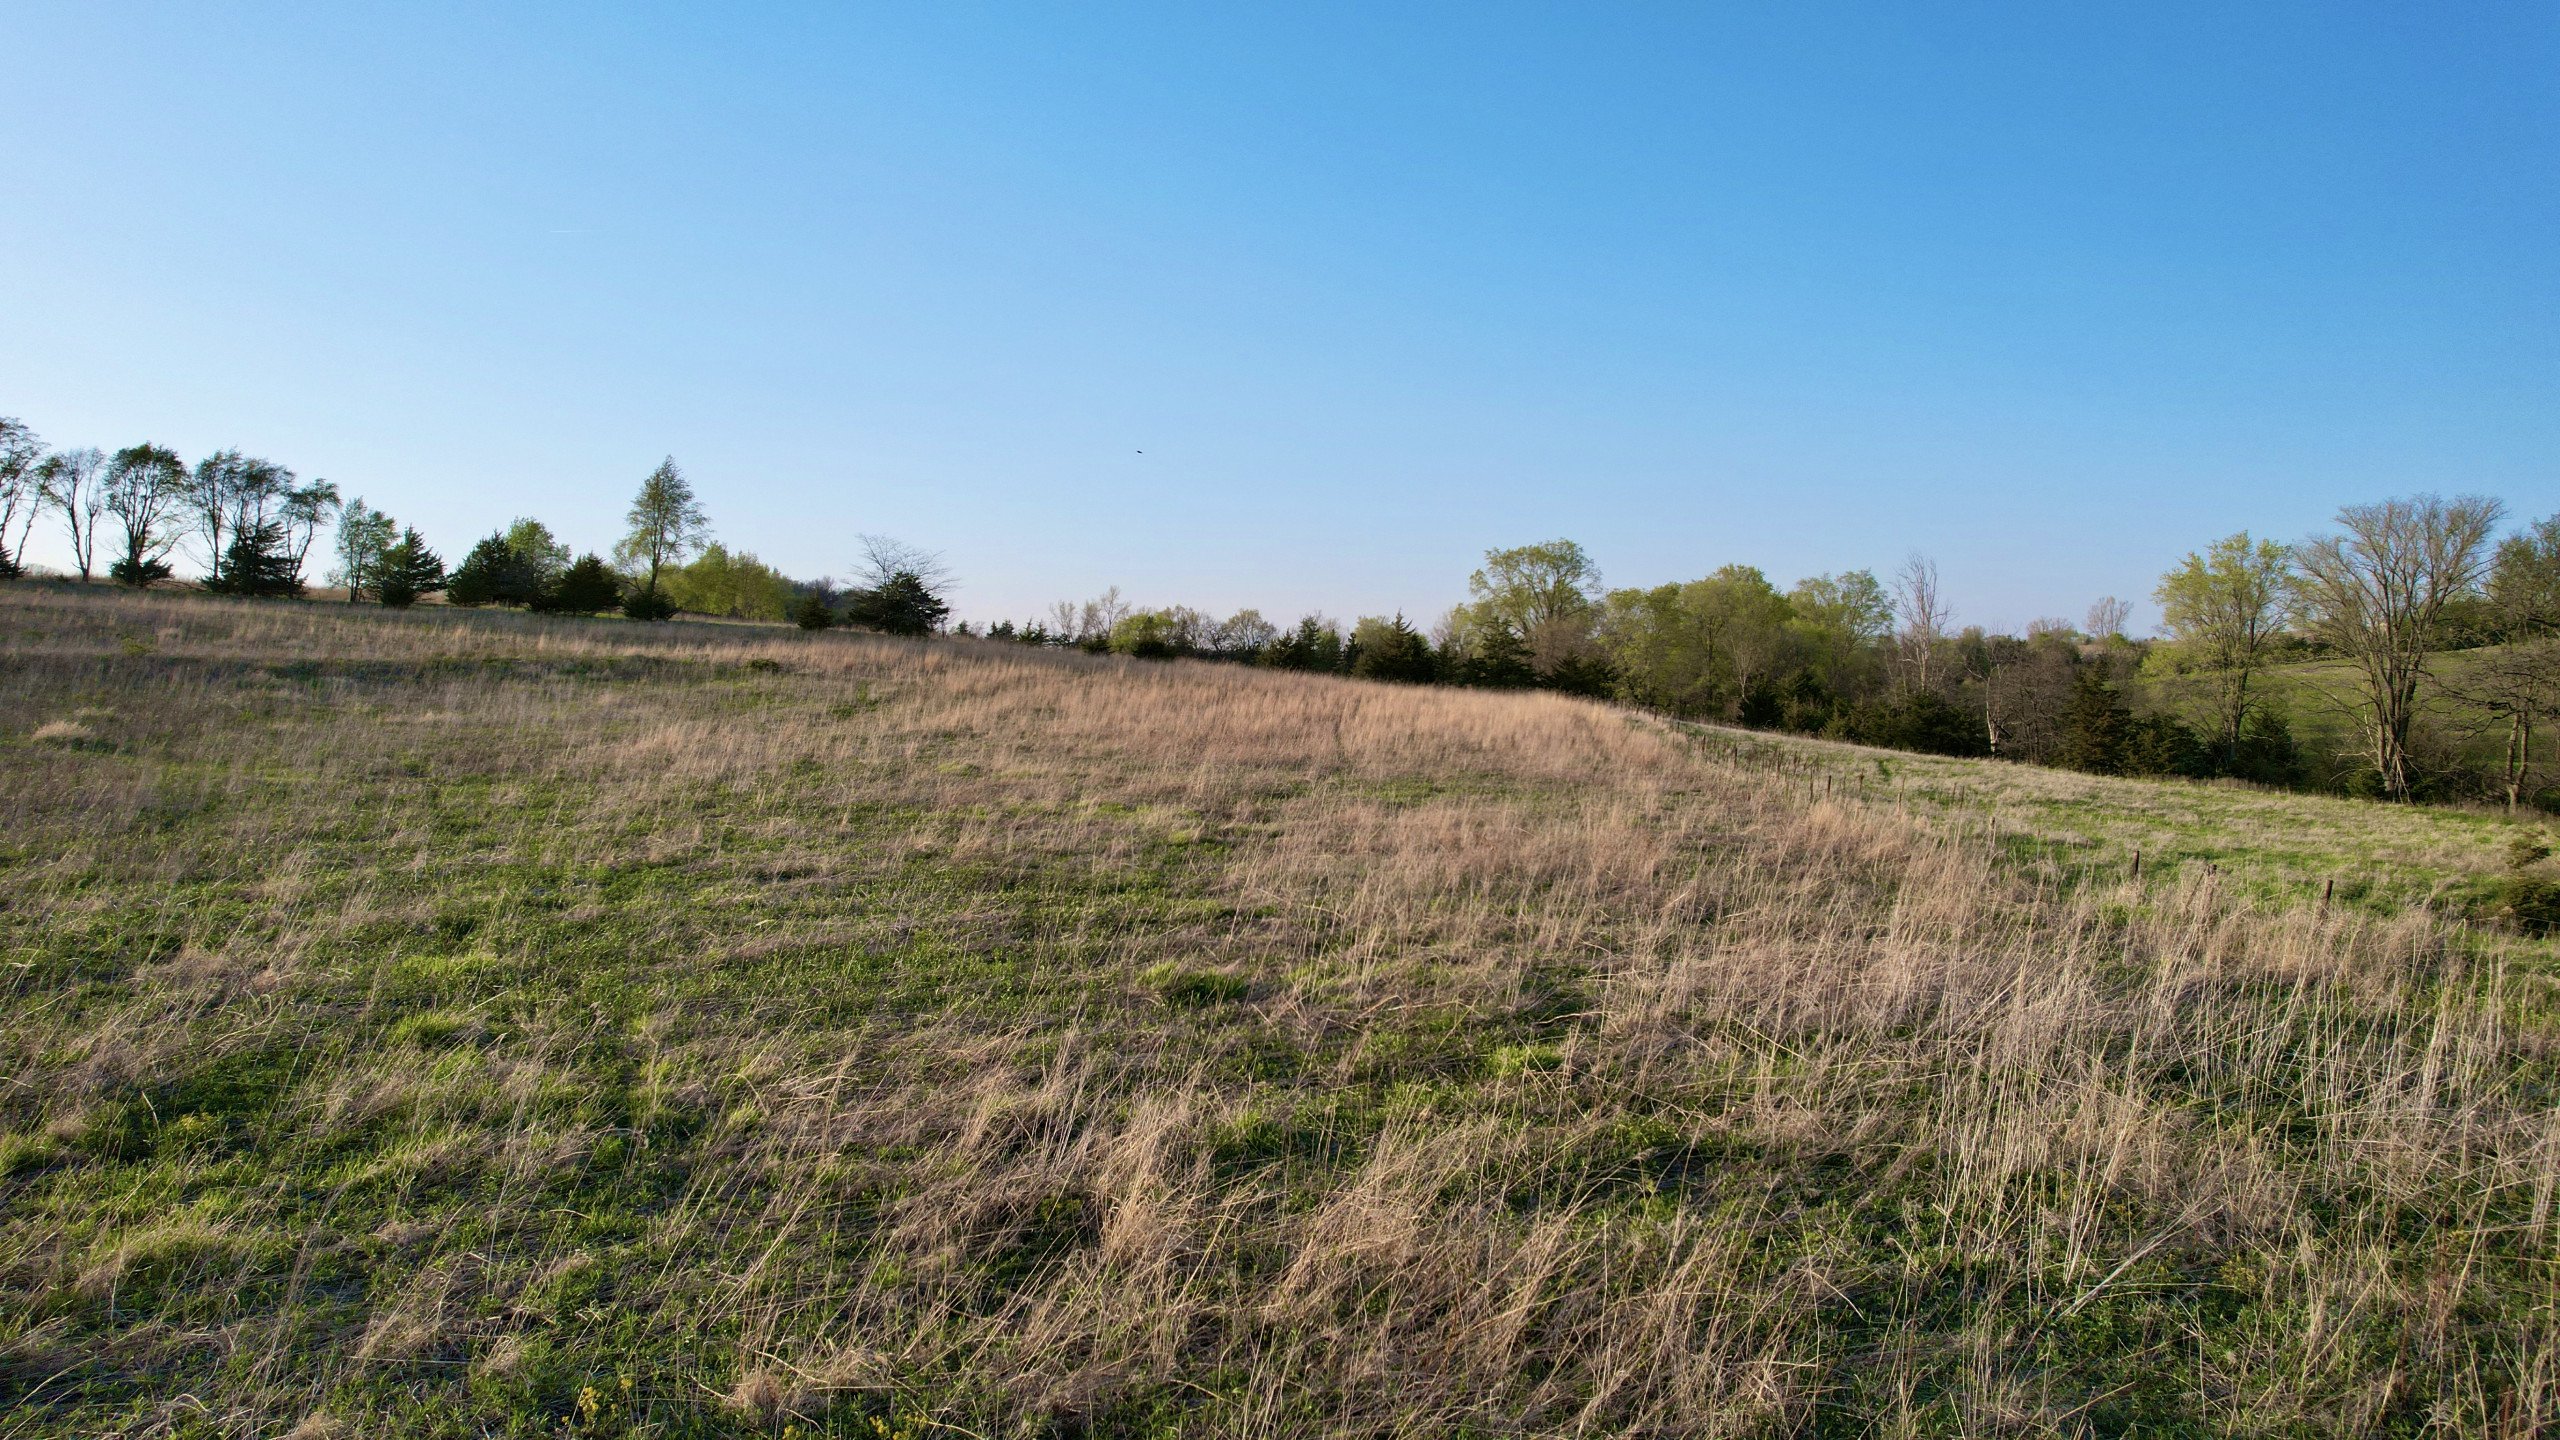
xmin=2141 ymin=644 xmax=2559 ymax=803
xmin=5 ymin=586 xmax=2559 ymax=1438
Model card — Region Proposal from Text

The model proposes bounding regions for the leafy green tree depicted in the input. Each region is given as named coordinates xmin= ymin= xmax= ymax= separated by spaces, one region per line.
xmin=847 ymin=571 xmax=948 ymax=636
xmin=1787 ymin=569 xmax=1891 ymax=697
xmin=665 ymin=543 xmax=796 ymax=620
xmin=541 ymin=555 xmax=625 ymax=616
xmin=1596 ymin=566 xmax=1793 ymax=719
xmin=374 ymin=528 xmax=445 ymax=609
xmin=502 ymin=519 xmax=572 ymax=586
xmin=333 ymin=500 xmax=399 ymax=603
xmin=2153 ymin=532 xmax=2293 ymax=767
xmin=1109 ymin=610 xmax=1183 ymax=658
xmin=102 ymin=443 xmax=187 ymax=586
xmin=613 ymin=457 xmax=708 ymax=616
xmin=1467 ymin=539 xmax=1599 ymax=633
xmin=1463 ymin=539 xmax=1601 ymax=676
xmin=1212 ymin=609 xmax=1279 ymax=661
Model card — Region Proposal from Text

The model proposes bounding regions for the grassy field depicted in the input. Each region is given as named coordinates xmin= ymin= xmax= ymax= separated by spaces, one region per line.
xmin=5 ymin=585 xmax=2560 ymax=1438
xmin=1682 ymin=724 xmax=2549 ymax=920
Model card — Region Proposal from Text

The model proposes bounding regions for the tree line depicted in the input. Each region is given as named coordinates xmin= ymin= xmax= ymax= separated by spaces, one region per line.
xmin=4 ymin=414 xmax=2551 ymax=809
xmin=978 ymin=502 xmax=2556 ymax=812
xmin=0 ymin=420 xmax=954 ymax=634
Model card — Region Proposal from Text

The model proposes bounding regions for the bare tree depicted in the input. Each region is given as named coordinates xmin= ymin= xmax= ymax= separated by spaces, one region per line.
xmin=102 ymin=443 xmax=188 ymax=586
xmin=2291 ymin=495 xmax=2505 ymax=801
xmin=2084 ymin=596 xmax=2133 ymax=640
xmin=852 ymin=534 xmax=955 ymax=593
xmin=1077 ymin=586 xmax=1130 ymax=643
xmin=184 ymin=449 xmax=297 ymax=584
xmin=1891 ymin=552 xmax=1951 ymax=692
xmin=38 ymin=447 xmax=108 ymax=580
xmin=0 ymin=417 xmax=44 ymax=577
xmin=281 ymin=479 xmax=342 ymax=581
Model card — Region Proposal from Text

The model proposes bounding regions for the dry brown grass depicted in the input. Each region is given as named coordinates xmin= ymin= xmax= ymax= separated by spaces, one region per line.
xmin=1 ymin=584 xmax=2557 ymax=1437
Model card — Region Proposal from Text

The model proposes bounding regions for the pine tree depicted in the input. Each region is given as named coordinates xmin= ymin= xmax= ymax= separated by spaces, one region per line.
xmin=375 ymin=528 xmax=446 ymax=609
xmin=2057 ymin=669 xmax=2131 ymax=775
xmin=791 ymin=591 xmax=836 ymax=631
xmin=201 ymin=521 xmax=305 ymax=598
xmin=540 ymin=555 xmax=625 ymax=616
xmin=846 ymin=571 xmax=948 ymax=636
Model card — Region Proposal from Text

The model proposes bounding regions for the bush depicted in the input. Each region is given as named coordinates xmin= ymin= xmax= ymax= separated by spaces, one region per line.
xmin=622 ymin=586 xmax=678 ymax=622
xmin=2493 ymin=874 xmax=2560 ymax=936
xmin=108 ymin=556 xmax=173 ymax=588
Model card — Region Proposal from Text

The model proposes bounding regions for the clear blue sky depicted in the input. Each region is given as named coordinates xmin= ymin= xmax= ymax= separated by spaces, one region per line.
xmin=5 ymin=2 xmax=2554 ymax=631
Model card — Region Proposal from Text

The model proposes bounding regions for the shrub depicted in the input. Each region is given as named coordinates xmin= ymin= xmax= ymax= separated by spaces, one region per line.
xmin=108 ymin=556 xmax=173 ymax=588
xmin=622 ymin=586 xmax=678 ymax=622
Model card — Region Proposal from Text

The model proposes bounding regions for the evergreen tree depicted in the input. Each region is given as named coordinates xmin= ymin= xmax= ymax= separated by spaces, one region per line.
xmin=791 ymin=590 xmax=836 ymax=631
xmin=2056 ymin=669 xmax=2131 ymax=775
xmin=1456 ymin=622 xmax=1535 ymax=687
xmin=200 ymin=521 xmax=305 ymax=598
xmin=846 ymin=571 xmax=948 ymax=636
xmin=540 ymin=555 xmax=625 ymax=616
xmin=1351 ymin=614 xmax=1437 ymax=683
xmin=374 ymin=528 xmax=446 ymax=609
xmin=446 ymin=531 xmax=546 ymax=607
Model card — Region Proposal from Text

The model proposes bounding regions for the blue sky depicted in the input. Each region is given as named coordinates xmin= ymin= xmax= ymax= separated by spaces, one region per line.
xmin=4 ymin=2 xmax=2554 ymax=630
